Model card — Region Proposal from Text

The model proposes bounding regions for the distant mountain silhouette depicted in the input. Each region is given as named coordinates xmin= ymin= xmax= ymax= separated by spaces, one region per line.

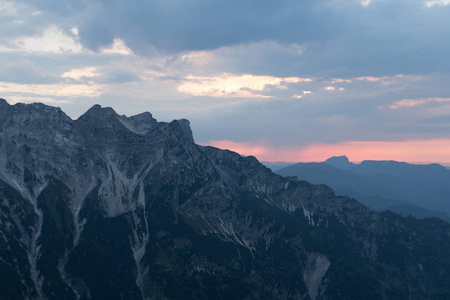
xmin=277 ymin=156 xmax=450 ymax=222
xmin=261 ymin=161 xmax=296 ymax=171
xmin=324 ymin=155 xmax=355 ymax=170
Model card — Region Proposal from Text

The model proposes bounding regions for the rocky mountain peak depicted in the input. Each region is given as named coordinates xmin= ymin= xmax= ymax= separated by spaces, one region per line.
xmin=2 ymin=100 xmax=450 ymax=300
xmin=167 ymin=118 xmax=194 ymax=143
xmin=0 ymin=98 xmax=8 ymax=107
xmin=77 ymin=104 xmax=194 ymax=142
xmin=117 ymin=112 xmax=157 ymax=135
xmin=1 ymin=101 xmax=73 ymax=131
xmin=81 ymin=103 xmax=116 ymax=116
xmin=324 ymin=155 xmax=354 ymax=170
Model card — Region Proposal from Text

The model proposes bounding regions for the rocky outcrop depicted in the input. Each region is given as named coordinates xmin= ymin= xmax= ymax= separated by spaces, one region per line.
xmin=303 ymin=253 xmax=331 ymax=300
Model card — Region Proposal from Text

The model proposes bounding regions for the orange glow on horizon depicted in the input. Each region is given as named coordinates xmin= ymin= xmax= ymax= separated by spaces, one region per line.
xmin=201 ymin=139 xmax=450 ymax=165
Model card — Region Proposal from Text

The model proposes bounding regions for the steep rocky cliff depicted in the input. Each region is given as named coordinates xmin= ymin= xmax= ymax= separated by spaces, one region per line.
xmin=1 ymin=99 xmax=450 ymax=299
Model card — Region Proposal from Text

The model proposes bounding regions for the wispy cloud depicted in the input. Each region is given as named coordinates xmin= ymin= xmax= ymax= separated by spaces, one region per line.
xmin=0 ymin=1 xmax=17 ymax=16
xmin=425 ymin=0 xmax=450 ymax=7
xmin=6 ymin=96 xmax=72 ymax=105
xmin=321 ymin=85 xmax=342 ymax=91
xmin=331 ymin=78 xmax=352 ymax=84
xmin=178 ymin=51 xmax=214 ymax=67
xmin=62 ymin=67 xmax=102 ymax=81
xmin=99 ymin=38 xmax=133 ymax=55
xmin=0 ymin=82 xmax=103 ymax=98
xmin=389 ymin=97 xmax=450 ymax=109
xmin=356 ymin=76 xmax=392 ymax=82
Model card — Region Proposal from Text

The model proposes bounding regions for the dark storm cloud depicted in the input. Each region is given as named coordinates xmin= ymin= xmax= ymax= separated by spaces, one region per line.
xmin=20 ymin=0 xmax=340 ymax=52
xmin=17 ymin=0 xmax=450 ymax=77
xmin=75 ymin=0 xmax=339 ymax=54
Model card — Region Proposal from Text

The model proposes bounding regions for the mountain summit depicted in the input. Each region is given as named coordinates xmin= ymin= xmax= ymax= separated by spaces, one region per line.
xmin=2 ymin=100 xmax=450 ymax=299
xmin=324 ymin=155 xmax=354 ymax=170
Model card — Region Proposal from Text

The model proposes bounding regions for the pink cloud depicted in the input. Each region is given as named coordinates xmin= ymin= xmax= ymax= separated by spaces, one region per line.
xmin=331 ymin=78 xmax=352 ymax=84
xmin=177 ymin=73 xmax=313 ymax=98
xmin=202 ymin=139 xmax=450 ymax=165
xmin=389 ymin=97 xmax=450 ymax=109
xmin=356 ymin=76 xmax=390 ymax=82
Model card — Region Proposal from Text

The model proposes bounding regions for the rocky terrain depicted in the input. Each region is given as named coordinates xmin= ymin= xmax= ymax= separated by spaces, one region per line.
xmin=1 ymin=99 xmax=450 ymax=299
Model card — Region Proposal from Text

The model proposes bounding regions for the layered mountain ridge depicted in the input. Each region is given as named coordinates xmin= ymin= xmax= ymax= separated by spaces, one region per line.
xmin=1 ymin=99 xmax=450 ymax=299
xmin=276 ymin=155 xmax=450 ymax=221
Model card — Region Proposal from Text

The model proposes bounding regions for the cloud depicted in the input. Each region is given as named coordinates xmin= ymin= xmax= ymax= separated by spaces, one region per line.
xmin=62 ymin=67 xmax=101 ymax=81
xmin=0 ymin=1 xmax=17 ymax=16
xmin=60 ymin=66 xmax=140 ymax=85
xmin=99 ymin=38 xmax=133 ymax=55
xmin=0 ymin=1 xmax=48 ymax=44
xmin=315 ymin=115 xmax=357 ymax=126
xmin=0 ymin=81 xmax=103 ymax=98
xmin=96 ymin=70 xmax=142 ymax=84
xmin=71 ymin=0 xmax=328 ymax=53
xmin=177 ymin=73 xmax=312 ymax=98
xmin=13 ymin=25 xmax=82 ymax=53
xmin=356 ymin=76 xmax=390 ymax=82
xmin=331 ymin=78 xmax=352 ymax=84
xmin=354 ymin=75 xmax=416 ymax=84
xmin=425 ymin=0 xmax=450 ymax=7
xmin=0 ymin=55 xmax=61 ymax=84
xmin=3 ymin=0 xmax=450 ymax=167
xmin=10 ymin=0 xmax=450 ymax=78
xmin=178 ymin=51 xmax=215 ymax=67
xmin=389 ymin=97 xmax=450 ymax=109
xmin=6 ymin=95 xmax=72 ymax=105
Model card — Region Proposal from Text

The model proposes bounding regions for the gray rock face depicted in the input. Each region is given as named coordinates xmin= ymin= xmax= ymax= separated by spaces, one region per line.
xmin=1 ymin=99 xmax=450 ymax=299
xmin=303 ymin=253 xmax=331 ymax=300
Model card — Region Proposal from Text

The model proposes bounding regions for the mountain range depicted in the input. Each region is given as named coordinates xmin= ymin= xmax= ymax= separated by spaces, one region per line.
xmin=276 ymin=155 xmax=450 ymax=222
xmin=2 ymin=99 xmax=450 ymax=299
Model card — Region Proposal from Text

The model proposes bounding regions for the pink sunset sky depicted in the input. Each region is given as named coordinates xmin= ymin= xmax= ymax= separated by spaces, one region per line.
xmin=3 ymin=1 xmax=450 ymax=167
xmin=205 ymin=139 xmax=450 ymax=165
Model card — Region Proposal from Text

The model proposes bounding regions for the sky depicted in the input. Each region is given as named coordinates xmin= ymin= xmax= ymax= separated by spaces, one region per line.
xmin=2 ymin=0 xmax=450 ymax=164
